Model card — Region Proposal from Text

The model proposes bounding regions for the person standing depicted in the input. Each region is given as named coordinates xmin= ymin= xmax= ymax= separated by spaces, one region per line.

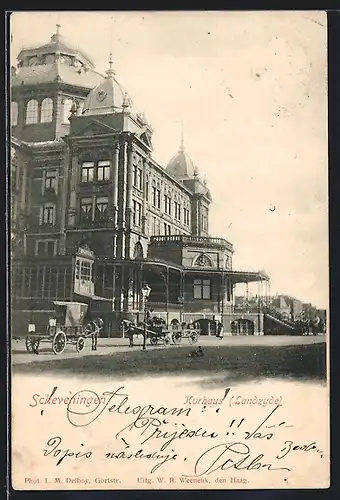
xmin=216 ymin=320 xmax=224 ymax=339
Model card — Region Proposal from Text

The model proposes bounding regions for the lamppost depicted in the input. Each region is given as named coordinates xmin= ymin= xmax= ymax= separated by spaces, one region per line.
xmin=141 ymin=283 xmax=151 ymax=350
xmin=178 ymin=295 xmax=184 ymax=324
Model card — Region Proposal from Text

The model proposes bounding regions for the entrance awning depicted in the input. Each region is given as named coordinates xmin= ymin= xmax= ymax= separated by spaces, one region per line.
xmin=227 ymin=270 xmax=269 ymax=284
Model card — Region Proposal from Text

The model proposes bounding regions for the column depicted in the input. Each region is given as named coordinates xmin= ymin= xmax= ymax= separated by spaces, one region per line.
xmin=116 ymin=139 xmax=126 ymax=259
xmin=142 ymin=160 xmax=148 ymax=233
xmin=257 ymin=280 xmax=261 ymax=333
xmin=112 ymin=142 xmax=119 ymax=225
xmin=112 ymin=143 xmax=119 ymax=258
xmin=124 ymin=141 xmax=133 ymax=259
xmin=165 ymin=267 xmax=169 ymax=324
xmin=59 ymin=144 xmax=69 ymax=255
xmin=67 ymin=145 xmax=78 ymax=227
xmin=221 ymin=272 xmax=224 ymax=317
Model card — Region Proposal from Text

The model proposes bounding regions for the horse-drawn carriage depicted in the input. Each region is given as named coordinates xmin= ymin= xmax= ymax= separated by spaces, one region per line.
xmin=25 ymin=301 xmax=103 ymax=354
xmin=122 ymin=315 xmax=201 ymax=348
xmin=122 ymin=316 xmax=172 ymax=347
xmin=170 ymin=321 xmax=200 ymax=345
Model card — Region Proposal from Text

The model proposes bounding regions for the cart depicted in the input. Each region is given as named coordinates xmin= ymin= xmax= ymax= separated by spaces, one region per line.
xmin=171 ymin=321 xmax=201 ymax=345
xmin=25 ymin=301 xmax=104 ymax=355
xmin=122 ymin=317 xmax=172 ymax=347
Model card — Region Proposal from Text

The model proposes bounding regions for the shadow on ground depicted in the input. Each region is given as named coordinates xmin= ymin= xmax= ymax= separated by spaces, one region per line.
xmin=12 ymin=342 xmax=326 ymax=385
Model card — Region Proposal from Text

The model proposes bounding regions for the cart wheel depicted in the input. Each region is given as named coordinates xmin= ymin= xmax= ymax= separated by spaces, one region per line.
xmin=76 ymin=336 xmax=85 ymax=353
xmin=172 ymin=331 xmax=182 ymax=344
xmin=52 ymin=331 xmax=66 ymax=354
xmin=188 ymin=332 xmax=199 ymax=345
xmin=150 ymin=337 xmax=158 ymax=346
xmin=31 ymin=340 xmax=40 ymax=354
xmin=164 ymin=336 xmax=171 ymax=346
xmin=25 ymin=337 xmax=33 ymax=352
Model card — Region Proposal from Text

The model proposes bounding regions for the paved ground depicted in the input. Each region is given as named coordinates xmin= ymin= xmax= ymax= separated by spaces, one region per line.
xmin=11 ymin=334 xmax=326 ymax=367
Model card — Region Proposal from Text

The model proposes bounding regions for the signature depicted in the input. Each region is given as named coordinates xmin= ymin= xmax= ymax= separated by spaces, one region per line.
xmin=188 ymin=442 xmax=291 ymax=476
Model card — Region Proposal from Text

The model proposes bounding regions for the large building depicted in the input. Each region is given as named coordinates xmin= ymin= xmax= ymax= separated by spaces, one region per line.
xmin=10 ymin=26 xmax=272 ymax=337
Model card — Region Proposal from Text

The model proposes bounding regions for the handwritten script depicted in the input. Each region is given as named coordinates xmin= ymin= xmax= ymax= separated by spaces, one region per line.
xmin=38 ymin=386 xmax=324 ymax=477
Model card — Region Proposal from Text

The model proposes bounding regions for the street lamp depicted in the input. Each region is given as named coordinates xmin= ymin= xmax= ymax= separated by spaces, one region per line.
xmin=141 ymin=283 xmax=151 ymax=350
xmin=178 ymin=295 xmax=184 ymax=323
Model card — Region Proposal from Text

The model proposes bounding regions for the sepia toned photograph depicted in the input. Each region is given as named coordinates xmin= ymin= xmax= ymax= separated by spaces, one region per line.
xmin=9 ymin=10 xmax=329 ymax=490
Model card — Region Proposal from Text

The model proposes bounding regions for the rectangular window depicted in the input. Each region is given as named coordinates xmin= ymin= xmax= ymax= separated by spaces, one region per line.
xmin=193 ymin=278 xmax=211 ymax=300
xmin=95 ymin=196 xmax=108 ymax=221
xmin=80 ymin=197 xmax=93 ymax=222
xmin=163 ymin=194 xmax=172 ymax=215
xmin=42 ymin=204 xmax=55 ymax=225
xmin=75 ymin=259 xmax=80 ymax=279
xmin=184 ymin=207 xmax=190 ymax=226
xmin=80 ymin=261 xmax=92 ymax=281
xmin=137 ymin=169 xmax=143 ymax=190
xmin=152 ymin=186 xmax=157 ymax=206
xmin=133 ymin=200 xmax=142 ymax=226
xmin=37 ymin=241 xmax=45 ymax=256
xmin=81 ymin=162 xmax=94 ymax=183
xmin=97 ymin=161 xmax=111 ymax=181
xmin=44 ymin=170 xmax=58 ymax=193
xmin=156 ymin=189 xmax=161 ymax=209
xmin=202 ymin=210 xmax=208 ymax=231
xmin=47 ymin=241 xmax=55 ymax=256
xmin=133 ymin=166 xmax=138 ymax=187
xmin=163 ymin=223 xmax=171 ymax=235
xmin=35 ymin=240 xmax=56 ymax=256
xmin=145 ymin=180 xmax=149 ymax=200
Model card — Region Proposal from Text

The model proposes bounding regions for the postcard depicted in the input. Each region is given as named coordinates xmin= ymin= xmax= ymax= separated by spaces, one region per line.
xmin=9 ymin=10 xmax=329 ymax=490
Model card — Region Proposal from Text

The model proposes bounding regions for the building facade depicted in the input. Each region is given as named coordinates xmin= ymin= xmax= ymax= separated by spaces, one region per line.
xmin=10 ymin=27 xmax=270 ymax=337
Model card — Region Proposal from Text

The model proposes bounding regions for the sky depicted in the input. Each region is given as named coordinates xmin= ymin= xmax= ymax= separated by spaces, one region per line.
xmin=10 ymin=11 xmax=328 ymax=308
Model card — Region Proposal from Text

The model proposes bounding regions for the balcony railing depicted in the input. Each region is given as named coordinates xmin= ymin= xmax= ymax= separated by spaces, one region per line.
xmin=150 ymin=234 xmax=233 ymax=251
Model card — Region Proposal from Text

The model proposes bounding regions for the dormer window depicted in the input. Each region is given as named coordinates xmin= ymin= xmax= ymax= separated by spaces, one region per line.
xmin=60 ymin=55 xmax=72 ymax=65
xmin=28 ymin=56 xmax=39 ymax=66
xmin=40 ymin=98 xmax=53 ymax=123
xmin=25 ymin=99 xmax=38 ymax=124
xmin=44 ymin=54 xmax=55 ymax=64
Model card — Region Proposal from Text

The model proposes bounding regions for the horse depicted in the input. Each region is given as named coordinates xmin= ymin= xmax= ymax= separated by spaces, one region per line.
xmin=84 ymin=317 xmax=104 ymax=350
xmin=121 ymin=319 xmax=145 ymax=347
xmin=121 ymin=317 xmax=167 ymax=347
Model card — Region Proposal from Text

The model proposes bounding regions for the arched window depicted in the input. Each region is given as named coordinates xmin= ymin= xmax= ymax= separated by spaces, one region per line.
xmin=193 ymin=253 xmax=213 ymax=268
xmin=25 ymin=99 xmax=38 ymax=124
xmin=40 ymin=98 xmax=53 ymax=123
xmin=62 ymin=98 xmax=73 ymax=123
xmin=11 ymin=102 xmax=18 ymax=126
xmin=133 ymin=242 xmax=144 ymax=259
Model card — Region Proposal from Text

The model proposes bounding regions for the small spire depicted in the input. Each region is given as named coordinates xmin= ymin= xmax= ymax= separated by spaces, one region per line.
xmin=106 ymin=52 xmax=116 ymax=77
xmin=51 ymin=23 xmax=63 ymax=43
xmin=122 ymin=92 xmax=132 ymax=110
xmin=179 ymin=120 xmax=185 ymax=151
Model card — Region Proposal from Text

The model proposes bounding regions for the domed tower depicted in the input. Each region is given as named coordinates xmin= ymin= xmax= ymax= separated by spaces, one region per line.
xmin=64 ymin=54 xmax=154 ymax=262
xmin=11 ymin=24 xmax=104 ymax=142
xmin=166 ymin=135 xmax=196 ymax=180
xmin=166 ymin=136 xmax=212 ymax=236
xmin=81 ymin=55 xmax=126 ymax=115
